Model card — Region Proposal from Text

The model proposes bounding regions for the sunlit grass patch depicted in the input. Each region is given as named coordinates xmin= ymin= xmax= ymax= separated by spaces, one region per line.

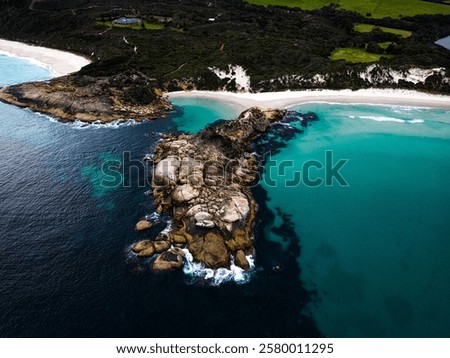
xmin=330 ymin=47 xmax=393 ymax=63
xmin=354 ymin=24 xmax=412 ymax=38
xmin=245 ymin=0 xmax=450 ymax=18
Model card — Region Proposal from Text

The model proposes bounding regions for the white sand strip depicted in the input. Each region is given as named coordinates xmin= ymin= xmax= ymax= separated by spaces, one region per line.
xmin=0 ymin=38 xmax=91 ymax=76
xmin=167 ymin=89 xmax=450 ymax=111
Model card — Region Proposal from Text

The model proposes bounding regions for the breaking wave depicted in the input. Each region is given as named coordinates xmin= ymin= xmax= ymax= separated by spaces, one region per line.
xmin=350 ymin=115 xmax=425 ymax=124
xmin=33 ymin=111 xmax=141 ymax=129
xmin=182 ymin=249 xmax=255 ymax=286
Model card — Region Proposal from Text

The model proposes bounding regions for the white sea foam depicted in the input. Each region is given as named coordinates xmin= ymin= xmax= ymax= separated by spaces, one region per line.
xmin=145 ymin=212 xmax=162 ymax=223
xmin=69 ymin=119 xmax=139 ymax=129
xmin=359 ymin=116 xmax=406 ymax=123
xmin=408 ymin=119 xmax=425 ymax=124
xmin=161 ymin=219 xmax=174 ymax=233
xmin=34 ymin=112 xmax=140 ymax=129
xmin=277 ymin=122 xmax=294 ymax=128
xmin=354 ymin=115 xmax=425 ymax=124
xmin=34 ymin=111 xmax=58 ymax=122
xmin=182 ymin=249 xmax=255 ymax=285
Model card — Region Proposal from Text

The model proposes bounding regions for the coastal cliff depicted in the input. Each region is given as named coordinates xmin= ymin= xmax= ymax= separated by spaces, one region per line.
xmin=132 ymin=107 xmax=285 ymax=272
xmin=0 ymin=71 xmax=171 ymax=122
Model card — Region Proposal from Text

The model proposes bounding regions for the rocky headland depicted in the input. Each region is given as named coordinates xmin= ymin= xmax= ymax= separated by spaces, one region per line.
xmin=132 ymin=107 xmax=286 ymax=272
xmin=0 ymin=71 xmax=171 ymax=123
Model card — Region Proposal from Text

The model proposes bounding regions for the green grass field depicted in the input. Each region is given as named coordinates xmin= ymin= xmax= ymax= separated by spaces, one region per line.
xmin=245 ymin=0 xmax=450 ymax=18
xmin=330 ymin=47 xmax=393 ymax=63
xmin=96 ymin=21 xmax=164 ymax=30
xmin=354 ymin=24 xmax=412 ymax=38
xmin=378 ymin=41 xmax=393 ymax=49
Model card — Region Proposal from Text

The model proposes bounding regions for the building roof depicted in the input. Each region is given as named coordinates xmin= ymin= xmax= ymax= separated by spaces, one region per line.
xmin=113 ymin=17 xmax=141 ymax=25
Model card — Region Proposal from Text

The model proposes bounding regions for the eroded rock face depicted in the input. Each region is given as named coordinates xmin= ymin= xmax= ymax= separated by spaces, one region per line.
xmin=132 ymin=240 xmax=155 ymax=258
xmin=172 ymin=184 xmax=200 ymax=203
xmin=0 ymin=72 xmax=171 ymax=123
xmin=152 ymin=249 xmax=185 ymax=271
xmin=188 ymin=232 xmax=230 ymax=269
xmin=235 ymin=250 xmax=250 ymax=271
xmin=153 ymin=157 xmax=180 ymax=186
xmin=134 ymin=107 xmax=285 ymax=272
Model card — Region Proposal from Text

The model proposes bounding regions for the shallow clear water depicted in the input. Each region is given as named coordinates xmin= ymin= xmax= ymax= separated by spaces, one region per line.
xmin=261 ymin=103 xmax=450 ymax=337
xmin=0 ymin=54 xmax=53 ymax=86
xmin=170 ymin=97 xmax=239 ymax=133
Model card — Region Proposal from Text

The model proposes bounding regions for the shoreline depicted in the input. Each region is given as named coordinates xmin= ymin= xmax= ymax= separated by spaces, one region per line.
xmin=1 ymin=38 xmax=449 ymax=119
xmin=0 ymin=38 xmax=91 ymax=76
xmin=167 ymin=89 xmax=450 ymax=111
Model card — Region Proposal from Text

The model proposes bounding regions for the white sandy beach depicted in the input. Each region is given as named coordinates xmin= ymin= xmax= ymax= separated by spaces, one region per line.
xmin=1 ymin=38 xmax=449 ymax=111
xmin=0 ymin=38 xmax=91 ymax=76
xmin=168 ymin=89 xmax=450 ymax=111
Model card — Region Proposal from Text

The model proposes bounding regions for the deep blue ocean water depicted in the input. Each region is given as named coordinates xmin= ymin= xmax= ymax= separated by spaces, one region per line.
xmin=0 ymin=55 xmax=316 ymax=338
xmin=1 ymin=54 xmax=449 ymax=337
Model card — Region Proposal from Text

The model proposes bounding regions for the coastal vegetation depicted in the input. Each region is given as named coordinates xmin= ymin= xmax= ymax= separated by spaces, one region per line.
xmin=0 ymin=0 xmax=450 ymax=117
xmin=354 ymin=24 xmax=412 ymax=38
xmin=95 ymin=20 xmax=164 ymax=31
xmin=330 ymin=47 xmax=393 ymax=63
xmin=378 ymin=41 xmax=393 ymax=50
xmin=245 ymin=0 xmax=450 ymax=18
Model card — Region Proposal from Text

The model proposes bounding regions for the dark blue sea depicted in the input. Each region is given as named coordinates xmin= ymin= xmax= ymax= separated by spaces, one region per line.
xmin=0 ymin=55 xmax=318 ymax=338
xmin=1 ymin=54 xmax=450 ymax=338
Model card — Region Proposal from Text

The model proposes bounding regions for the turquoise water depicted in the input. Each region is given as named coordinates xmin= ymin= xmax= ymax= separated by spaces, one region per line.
xmin=170 ymin=97 xmax=240 ymax=133
xmin=260 ymin=103 xmax=450 ymax=337
xmin=0 ymin=54 xmax=53 ymax=86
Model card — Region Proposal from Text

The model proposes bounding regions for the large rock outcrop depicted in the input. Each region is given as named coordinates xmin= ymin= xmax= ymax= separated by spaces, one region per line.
xmin=132 ymin=107 xmax=285 ymax=272
xmin=0 ymin=72 xmax=171 ymax=122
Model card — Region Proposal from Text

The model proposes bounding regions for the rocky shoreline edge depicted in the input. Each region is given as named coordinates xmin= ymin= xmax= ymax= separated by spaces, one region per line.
xmin=0 ymin=72 xmax=172 ymax=122
xmin=131 ymin=107 xmax=286 ymax=273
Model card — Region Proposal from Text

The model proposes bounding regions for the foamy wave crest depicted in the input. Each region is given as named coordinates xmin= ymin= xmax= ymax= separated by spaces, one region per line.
xmin=359 ymin=116 xmax=406 ymax=123
xmin=33 ymin=111 xmax=141 ymax=129
xmin=349 ymin=114 xmax=425 ymax=124
xmin=145 ymin=212 xmax=162 ymax=223
xmin=277 ymin=122 xmax=294 ymax=128
xmin=408 ymin=119 xmax=425 ymax=124
xmin=34 ymin=111 xmax=58 ymax=122
xmin=69 ymin=119 xmax=139 ymax=129
xmin=182 ymin=249 xmax=255 ymax=285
